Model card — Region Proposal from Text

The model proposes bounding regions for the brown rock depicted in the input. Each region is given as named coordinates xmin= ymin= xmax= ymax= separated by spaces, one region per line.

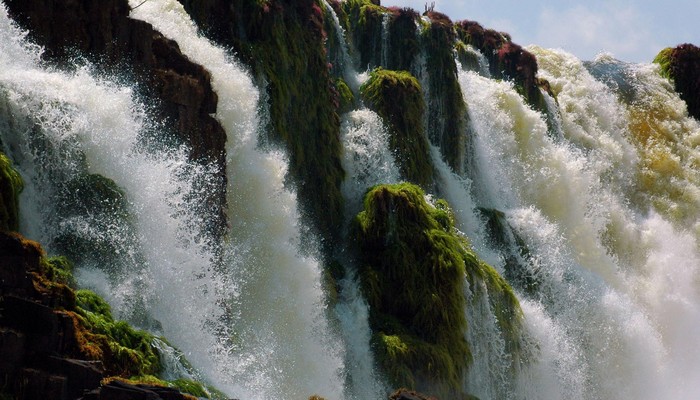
xmin=4 ymin=0 xmax=228 ymax=237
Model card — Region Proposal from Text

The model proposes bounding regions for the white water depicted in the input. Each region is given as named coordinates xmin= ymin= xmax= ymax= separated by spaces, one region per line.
xmin=4 ymin=0 xmax=700 ymax=397
xmin=0 ymin=1 xmax=348 ymax=399
xmin=127 ymin=1 xmax=350 ymax=399
xmin=458 ymin=47 xmax=700 ymax=399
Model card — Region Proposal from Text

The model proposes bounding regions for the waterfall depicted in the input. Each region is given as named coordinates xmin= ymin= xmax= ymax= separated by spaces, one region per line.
xmin=458 ymin=47 xmax=700 ymax=399
xmin=340 ymin=109 xmax=401 ymax=213
xmin=127 ymin=1 xmax=350 ymax=399
xmin=4 ymin=0 xmax=700 ymax=398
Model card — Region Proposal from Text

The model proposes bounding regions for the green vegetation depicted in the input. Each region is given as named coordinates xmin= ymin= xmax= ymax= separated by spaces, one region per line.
xmin=361 ymin=68 xmax=435 ymax=188
xmin=653 ymin=47 xmax=674 ymax=80
xmin=75 ymin=289 xmax=162 ymax=377
xmin=354 ymin=184 xmax=523 ymax=396
xmin=420 ymin=14 xmax=468 ymax=173
xmin=342 ymin=0 xmax=386 ymax=68
xmin=386 ymin=8 xmax=421 ymax=71
xmin=0 ymin=152 xmax=23 ymax=232
xmin=354 ymin=183 xmax=470 ymax=395
xmin=26 ymin=246 xmax=221 ymax=396
xmin=334 ymin=78 xmax=355 ymax=113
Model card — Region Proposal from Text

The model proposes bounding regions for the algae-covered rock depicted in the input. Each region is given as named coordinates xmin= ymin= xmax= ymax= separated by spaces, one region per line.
xmin=354 ymin=183 xmax=470 ymax=396
xmin=342 ymin=0 xmax=386 ymax=69
xmin=361 ymin=69 xmax=434 ymax=189
xmin=179 ymin=0 xmax=346 ymax=250
xmin=653 ymin=44 xmax=700 ymax=120
xmin=354 ymin=184 xmax=522 ymax=397
xmin=0 ymin=152 xmax=23 ymax=232
xmin=385 ymin=7 xmax=421 ymax=72
xmin=421 ymin=12 xmax=468 ymax=174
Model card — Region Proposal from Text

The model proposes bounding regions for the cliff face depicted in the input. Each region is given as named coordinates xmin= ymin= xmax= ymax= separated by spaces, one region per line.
xmin=179 ymin=0 xmax=346 ymax=249
xmin=5 ymin=0 xmax=228 ymax=237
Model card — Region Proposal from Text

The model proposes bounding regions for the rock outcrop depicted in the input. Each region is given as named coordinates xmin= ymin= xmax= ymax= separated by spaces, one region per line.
xmin=4 ymin=0 xmax=228 ymax=237
xmin=654 ymin=44 xmax=700 ymax=120
xmin=0 ymin=231 xmax=209 ymax=400
xmin=353 ymin=183 xmax=521 ymax=398
xmin=360 ymin=68 xmax=435 ymax=189
xmin=0 ymin=231 xmax=101 ymax=399
xmin=178 ymin=0 xmax=346 ymax=250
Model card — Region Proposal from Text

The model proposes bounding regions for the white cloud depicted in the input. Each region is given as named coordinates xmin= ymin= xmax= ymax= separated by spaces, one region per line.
xmin=535 ymin=4 xmax=660 ymax=62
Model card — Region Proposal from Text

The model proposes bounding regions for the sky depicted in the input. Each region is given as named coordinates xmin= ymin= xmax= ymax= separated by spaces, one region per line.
xmin=383 ymin=0 xmax=699 ymax=63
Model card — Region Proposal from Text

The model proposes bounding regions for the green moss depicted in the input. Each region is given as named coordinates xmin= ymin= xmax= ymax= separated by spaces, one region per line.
xmin=42 ymin=255 xmax=75 ymax=287
xmin=334 ymin=78 xmax=355 ymax=113
xmin=354 ymin=184 xmax=523 ymax=396
xmin=342 ymin=0 xmax=386 ymax=68
xmin=171 ymin=378 xmax=209 ymax=398
xmin=74 ymin=289 xmax=161 ymax=377
xmin=455 ymin=41 xmax=481 ymax=72
xmin=420 ymin=16 xmax=467 ymax=173
xmin=360 ymin=69 xmax=435 ymax=188
xmin=76 ymin=289 xmax=113 ymax=319
xmin=386 ymin=8 xmax=421 ymax=71
xmin=653 ymin=47 xmax=674 ymax=80
xmin=0 ymin=152 xmax=23 ymax=232
xmin=353 ymin=183 xmax=470 ymax=396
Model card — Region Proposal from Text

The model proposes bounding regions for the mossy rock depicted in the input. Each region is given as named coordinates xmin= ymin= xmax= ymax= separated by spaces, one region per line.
xmin=354 ymin=184 xmax=523 ymax=396
xmin=653 ymin=44 xmax=700 ymax=120
xmin=42 ymin=255 xmax=76 ymax=287
xmin=385 ymin=7 xmax=421 ymax=71
xmin=653 ymin=47 xmax=674 ymax=80
xmin=353 ymin=183 xmax=470 ymax=396
xmin=360 ymin=69 xmax=435 ymax=189
xmin=341 ymin=0 xmax=386 ymax=69
xmin=334 ymin=78 xmax=355 ymax=113
xmin=420 ymin=14 xmax=468 ymax=173
xmin=0 ymin=152 xmax=23 ymax=232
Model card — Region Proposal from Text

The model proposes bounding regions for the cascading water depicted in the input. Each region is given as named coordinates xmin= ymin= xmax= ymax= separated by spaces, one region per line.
xmin=1 ymin=1 xmax=349 ymax=399
xmin=0 ymin=0 xmax=221 ymax=381
xmin=458 ymin=46 xmax=700 ymax=399
xmin=127 ymin=1 xmax=351 ymax=399
xmin=4 ymin=0 xmax=700 ymax=398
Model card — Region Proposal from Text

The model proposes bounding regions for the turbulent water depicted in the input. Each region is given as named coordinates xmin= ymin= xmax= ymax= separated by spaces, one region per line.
xmin=2 ymin=1 xmax=700 ymax=399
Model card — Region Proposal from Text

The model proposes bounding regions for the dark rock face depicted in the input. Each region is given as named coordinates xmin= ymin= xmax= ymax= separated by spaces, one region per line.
xmin=179 ymin=0 xmax=346 ymax=251
xmin=662 ymin=44 xmax=700 ymax=120
xmin=422 ymin=12 xmax=468 ymax=173
xmin=0 ymin=231 xmax=199 ymax=400
xmin=4 ymin=0 xmax=228 ymax=237
xmin=389 ymin=388 xmax=439 ymax=400
xmin=0 ymin=232 xmax=101 ymax=399
xmin=80 ymin=380 xmax=197 ymax=400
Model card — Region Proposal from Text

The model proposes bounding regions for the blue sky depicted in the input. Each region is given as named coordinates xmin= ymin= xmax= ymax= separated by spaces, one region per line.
xmin=384 ymin=0 xmax=699 ymax=63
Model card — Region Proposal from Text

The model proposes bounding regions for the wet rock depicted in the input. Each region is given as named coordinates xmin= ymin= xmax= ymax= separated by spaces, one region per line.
xmin=389 ymin=388 xmax=439 ymax=400
xmin=4 ymin=0 xmax=228 ymax=237
xmin=655 ymin=43 xmax=700 ymax=120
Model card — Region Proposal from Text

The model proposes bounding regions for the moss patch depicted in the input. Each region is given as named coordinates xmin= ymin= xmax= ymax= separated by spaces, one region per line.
xmin=341 ymin=0 xmax=386 ymax=69
xmin=652 ymin=44 xmax=700 ymax=120
xmin=0 ymin=152 xmax=23 ymax=232
xmin=353 ymin=183 xmax=468 ymax=396
xmin=353 ymin=183 xmax=522 ymax=396
xmin=74 ymin=290 xmax=162 ymax=377
xmin=360 ymin=69 xmax=434 ymax=188
xmin=420 ymin=13 xmax=468 ymax=173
